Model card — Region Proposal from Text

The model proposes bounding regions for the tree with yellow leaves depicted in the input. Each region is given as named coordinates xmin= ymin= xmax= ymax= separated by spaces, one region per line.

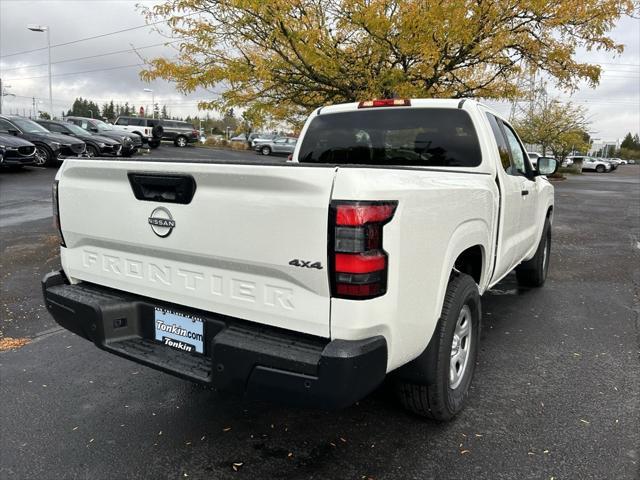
xmin=140 ymin=0 xmax=634 ymax=121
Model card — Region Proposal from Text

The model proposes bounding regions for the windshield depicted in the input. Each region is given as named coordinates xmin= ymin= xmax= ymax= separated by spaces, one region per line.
xmin=65 ymin=123 xmax=88 ymax=135
xmin=298 ymin=108 xmax=482 ymax=167
xmin=10 ymin=117 xmax=50 ymax=134
xmin=93 ymin=120 xmax=114 ymax=131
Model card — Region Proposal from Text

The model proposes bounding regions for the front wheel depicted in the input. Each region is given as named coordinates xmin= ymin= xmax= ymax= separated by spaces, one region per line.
xmin=516 ymin=218 xmax=551 ymax=287
xmin=86 ymin=144 xmax=99 ymax=157
xmin=174 ymin=136 xmax=188 ymax=148
xmin=395 ymin=273 xmax=480 ymax=421
xmin=595 ymin=164 xmax=605 ymax=173
xmin=261 ymin=146 xmax=271 ymax=156
xmin=34 ymin=144 xmax=55 ymax=167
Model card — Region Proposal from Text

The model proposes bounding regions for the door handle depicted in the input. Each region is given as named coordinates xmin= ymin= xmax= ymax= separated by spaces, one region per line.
xmin=521 ymin=190 xmax=529 ymax=196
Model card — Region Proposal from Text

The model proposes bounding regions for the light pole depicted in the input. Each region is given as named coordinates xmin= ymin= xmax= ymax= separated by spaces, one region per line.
xmin=143 ymin=88 xmax=154 ymax=118
xmin=27 ymin=25 xmax=53 ymax=119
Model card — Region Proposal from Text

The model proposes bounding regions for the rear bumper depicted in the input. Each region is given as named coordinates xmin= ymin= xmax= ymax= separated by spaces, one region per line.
xmin=42 ymin=271 xmax=387 ymax=409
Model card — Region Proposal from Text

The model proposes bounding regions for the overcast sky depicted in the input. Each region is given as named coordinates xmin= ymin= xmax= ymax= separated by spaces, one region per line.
xmin=1 ymin=0 xmax=638 ymax=142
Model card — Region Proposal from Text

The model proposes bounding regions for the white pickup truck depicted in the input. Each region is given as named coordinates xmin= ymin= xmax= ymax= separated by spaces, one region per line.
xmin=43 ymin=99 xmax=557 ymax=420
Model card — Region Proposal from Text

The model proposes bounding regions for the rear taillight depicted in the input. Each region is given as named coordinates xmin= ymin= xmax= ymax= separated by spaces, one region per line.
xmin=329 ymin=201 xmax=397 ymax=300
xmin=52 ymin=180 xmax=66 ymax=246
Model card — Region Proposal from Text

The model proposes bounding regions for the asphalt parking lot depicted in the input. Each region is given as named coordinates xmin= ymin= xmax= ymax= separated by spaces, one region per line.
xmin=1 ymin=149 xmax=638 ymax=480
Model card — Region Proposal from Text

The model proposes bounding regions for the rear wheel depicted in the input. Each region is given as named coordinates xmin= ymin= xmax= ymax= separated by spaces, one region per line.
xmin=261 ymin=146 xmax=271 ymax=156
xmin=148 ymin=139 xmax=161 ymax=149
xmin=516 ymin=218 xmax=551 ymax=287
xmin=595 ymin=164 xmax=605 ymax=173
xmin=174 ymin=136 xmax=188 ymax=148
xmin=395 ymin=273 xmax=480 ymax=421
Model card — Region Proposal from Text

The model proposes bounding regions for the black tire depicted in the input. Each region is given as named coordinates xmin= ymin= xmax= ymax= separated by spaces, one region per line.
xmin=152 ymin=124 xmax=164 ymax=139
xmin=33 ymin=144 xmax=55 ymax=168
xmin=261 ymin=146 xmax=271 ymax=156
xmin=148 ymin=139 xmax=161 ymax=149
xmin=86 ymin=144 xmax=99 ymax=157
xmin=395 ymin=273 xmax=480 ymax=421
xmin=174 ymin=135 xmax=188 ymax=148
xmin=516 ymin=218 xmax=551 ymax=287
xmin=595 ymin=164 xmax=605 ymax=173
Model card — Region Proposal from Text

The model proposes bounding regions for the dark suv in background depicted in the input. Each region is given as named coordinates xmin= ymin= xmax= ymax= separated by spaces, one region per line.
xmin=65 ymin=116 xmax=141 ymax=157
xmin=0 ymin=115 xmax=86 ymax=167
xmin=161 ymin=120 xmax=199 ymax=147
xmin=36 ymin=119 xmax=122 ymax=157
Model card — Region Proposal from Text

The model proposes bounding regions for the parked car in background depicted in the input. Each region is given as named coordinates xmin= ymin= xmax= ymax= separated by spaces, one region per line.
xmin=161 ymin=120 xmax=199 ymax=147
xmin=255 ymin=136 xmax=297 ymax=156
xmin=605 ymin=157 xmax=624 ymax=167
xmin=566 ymin=156 xmax=611 ymax=173
xmin=561 ymin=157 xmax=574 ymax=167
xmin=0 ymin=132 xmax=36 ymax=169
xmin=65 ymin=116 xmax=141 ymax=157
xmin=0 ymin=115 xmax=85 ymax=167
xmin=113 ymin=116 xmax=164 ymax=148
xmin=251 ymin=133 xmax=277 ymax=148
xmin=230 ymin=133 xmax=260 ymax=143
xmin=36 ymin=119 xmax=122 ymax=157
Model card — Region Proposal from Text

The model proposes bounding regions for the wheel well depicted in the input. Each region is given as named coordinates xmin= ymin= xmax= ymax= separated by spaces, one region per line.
xmin=453 ymin=245 xmax=483 ymax=285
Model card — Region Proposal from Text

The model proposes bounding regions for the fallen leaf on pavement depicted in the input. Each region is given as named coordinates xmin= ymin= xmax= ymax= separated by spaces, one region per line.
xmin=0 ymin=337 xmax=31 ymax=351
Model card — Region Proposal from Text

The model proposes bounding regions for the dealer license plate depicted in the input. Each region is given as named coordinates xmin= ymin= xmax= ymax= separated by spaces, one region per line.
xmin=154 ymin=308 xmax=204 ymax=354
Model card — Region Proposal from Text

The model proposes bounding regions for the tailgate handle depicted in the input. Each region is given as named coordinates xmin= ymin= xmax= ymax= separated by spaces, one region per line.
xmin=128 ymin=173 xmax=196 ymax=204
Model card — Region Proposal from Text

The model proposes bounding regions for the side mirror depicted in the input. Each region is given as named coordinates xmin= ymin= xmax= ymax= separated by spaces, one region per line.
xmin=89 ymin=127 xmax=99 ymax=133
xmin=537 ymin=157 xmax=558 ymax=176
xmin=8 ymin=129 xmax=19 ymax=136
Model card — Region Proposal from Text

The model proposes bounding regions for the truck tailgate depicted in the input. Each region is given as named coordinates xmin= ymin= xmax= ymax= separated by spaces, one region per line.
xmin=58 ymin=160 xmax=336 ymax=337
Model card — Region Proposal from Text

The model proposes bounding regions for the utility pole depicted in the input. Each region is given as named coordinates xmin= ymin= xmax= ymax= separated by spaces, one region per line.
xmin=0 ymin=78 xmax=15 ymax=114
xmin=32 ymin=97 xmax=37 ymax=118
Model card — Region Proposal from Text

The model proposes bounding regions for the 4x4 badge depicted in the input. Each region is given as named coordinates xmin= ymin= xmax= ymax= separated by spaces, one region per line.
xmin=148 ymin=207 xmax=175 ymax=237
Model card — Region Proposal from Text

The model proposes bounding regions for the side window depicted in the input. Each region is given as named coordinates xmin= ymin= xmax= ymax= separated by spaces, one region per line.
xmin=115 ymin=118 xmax=128 ymax=126
xmin=485 ymin=113 xmax=511 ymax=172
xmin=501 ymin=122 xmax=528 ymax=175
xmin=274 ymin=138 xmax=286 ymax=144
xmin=0 ymin=119 xmax=14 ymax=132
xmin=81 ymin=120 xmax=89 ymax=130
xmin=129 ymin=118 xmax=144 ymax=126
xmin=47 ymin=123 xmax=65 ymax=133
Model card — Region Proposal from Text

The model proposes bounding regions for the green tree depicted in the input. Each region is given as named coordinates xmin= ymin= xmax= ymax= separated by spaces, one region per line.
xmin=513 ymin=100 xmax=589 ymax=156
xmin=620 ymin=132 xmax=634 ymax=149
xmin=38 ymin=111 xmax=51 ymax=120
xmin=141 ymin=0 xmax=634 ymax=121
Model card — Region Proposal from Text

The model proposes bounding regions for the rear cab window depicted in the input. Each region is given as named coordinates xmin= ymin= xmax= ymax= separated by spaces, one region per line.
xmin=298 ymin=108 xmax=482 ymax=167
